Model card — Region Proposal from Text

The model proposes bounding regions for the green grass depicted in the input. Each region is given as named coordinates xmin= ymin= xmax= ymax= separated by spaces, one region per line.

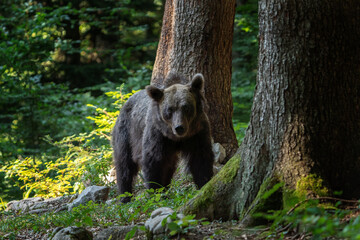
xmin=0 ymin=175 xmax=197 ymax=238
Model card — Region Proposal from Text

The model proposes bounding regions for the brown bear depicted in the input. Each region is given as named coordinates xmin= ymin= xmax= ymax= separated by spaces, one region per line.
xmin=112 ymin=73 xmax=214 ymax=202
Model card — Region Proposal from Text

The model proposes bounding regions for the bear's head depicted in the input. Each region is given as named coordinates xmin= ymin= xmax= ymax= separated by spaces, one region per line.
xmin=146 ymin=73 xmax=205 ymax=138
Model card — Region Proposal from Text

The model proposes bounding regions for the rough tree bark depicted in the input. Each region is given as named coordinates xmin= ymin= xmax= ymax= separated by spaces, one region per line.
xmin=183 ymin=0 xmax=360 ymax=223
xmin=151 ymin=0 xmax=238 ymax=159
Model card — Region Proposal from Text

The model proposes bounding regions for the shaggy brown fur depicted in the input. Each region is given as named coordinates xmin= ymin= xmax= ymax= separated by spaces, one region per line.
xmin=112 ymin=73 xmax=214 ymax=202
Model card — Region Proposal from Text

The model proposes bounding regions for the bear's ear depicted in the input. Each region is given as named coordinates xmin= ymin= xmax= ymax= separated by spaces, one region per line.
xmin=190 ymin=73 xmax=204 ymax=92
xmin=146 ymin=85 xmax=164 ymax=102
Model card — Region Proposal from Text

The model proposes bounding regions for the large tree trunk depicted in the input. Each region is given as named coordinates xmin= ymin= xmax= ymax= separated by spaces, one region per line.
xmin=183 ymin=0 xmax=360 ymax=222
xmin=151 ymin=0 xmax=238 ymax=159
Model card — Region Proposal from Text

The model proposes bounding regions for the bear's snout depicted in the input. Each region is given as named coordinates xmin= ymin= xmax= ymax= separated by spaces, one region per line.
xmin=175 ymin=125 xmax=185 ymax=135
xmin=170 ymin=111 xmax=189 ymax=137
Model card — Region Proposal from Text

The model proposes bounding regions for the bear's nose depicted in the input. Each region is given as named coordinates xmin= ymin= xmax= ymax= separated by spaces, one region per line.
xmin=175 ymin=125 xmax=185 ymax=135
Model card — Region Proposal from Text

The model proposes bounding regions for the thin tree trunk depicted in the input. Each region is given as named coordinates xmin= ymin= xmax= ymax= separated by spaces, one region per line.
xmin=63 ymin=0 xmax=81 ymax=65
xmin=151 ymin=0 xmax=238 ymax=160
xmin=183 ymin=0 xmax=360 ymax=222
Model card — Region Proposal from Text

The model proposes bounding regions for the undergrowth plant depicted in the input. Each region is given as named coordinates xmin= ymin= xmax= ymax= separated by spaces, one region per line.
xmin=0 ymin=176 xmax=197 ymax=238
xmin=255 ymin=184 xmax=360 ymax=239
xmin=279 ymin=201 xmax=360 ymax=239
xmin=163 ymin=212 xmax=209 ymax=237
xmin=0 ymin=197 xmax=5 ymax=211
xmin=0 ymin=87 xmax=136 ymax=198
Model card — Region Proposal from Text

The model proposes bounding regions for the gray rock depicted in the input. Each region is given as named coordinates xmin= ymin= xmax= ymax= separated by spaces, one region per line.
xmin=94 ymin=225 xmax=144 ymax=240
xmin=7 ymin=197 xmax=43 ymax=212
xmin=7 ymin=195 xmax=74 ymax=214
xmin=28 ymin=208 xmax=49 ymax=214
xmin=150 ymin=207 xmax=174 ymax=218
xmin=103 ymin=167 xmax=116 ymax=184
xmin=68 ymin=186 xmax=110 ymax=211
xmin=105 ymin=198 xmax=118 ymax=205
xmin=145 ymin=207 xmax=184 ymax=235
xmin=50 ymin=226 xmax=92 ymax=240
xmin=212 ymin=142 xmax=226 ymax=164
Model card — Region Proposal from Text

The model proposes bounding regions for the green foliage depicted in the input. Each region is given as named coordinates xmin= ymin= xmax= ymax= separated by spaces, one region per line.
xmin=246 ymin=182 xmax=360 ymax=239
xmin=255 ymin=184 xmax=360 ymax=239
xmin=124 ymin=181 xmax=201 ymax=239
xmin=116 ymin=177 xmax=197 ymax=224
xmin=0 ymin=177 xmax=198 ymax=236
xmin=67 ymin=202 xmax=95 ymax=227
xmin=0 ymin=201 xmax=98 ymax=234
xmin=1 ymin=87 xmax=134 ymax=198
xmin=1 ymin=156 xmax=85 ymax=198
xmin=278 ymin=201 xmax=360 ymax=239
xmin=161 ymin=212 xmax=209 ymax=237
xmin=0 ymin=197 xmax=6 ymax=211
xmin=0 ymin=85 xmax=97 ymax=200
xmin=296 ymin=174 xmax=329 ymax=197
xmin=124 ymin=225 xmax=147 ymax=240
xmin=1 ymin=0 xmax=259 ymax=201
xmin=0 ymin=0 xmax=86 ymax=160
xmin=232 ymin=0 xmax=259 ymax=142
xmin=0 ymin=0 xmax=162 ymax=201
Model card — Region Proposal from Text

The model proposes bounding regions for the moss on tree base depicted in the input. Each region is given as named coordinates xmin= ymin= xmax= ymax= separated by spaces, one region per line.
xmin=181 ymin=155 xmax=241 ymax=220
xmin=182 ymin=150 xmax=335 ymax=225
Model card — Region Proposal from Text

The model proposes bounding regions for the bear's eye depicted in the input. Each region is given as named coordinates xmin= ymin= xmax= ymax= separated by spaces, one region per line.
xmin=182 ymin=104 xmax=194 ymax=115
xmin=163 ymin=107 xmax=175 ymax=120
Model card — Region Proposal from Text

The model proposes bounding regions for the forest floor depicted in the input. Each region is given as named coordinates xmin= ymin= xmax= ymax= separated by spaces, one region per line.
xmin=3 ymin=208 xmax=359 ymax=239
xmin=0 ymin=220 xmax=315 ymax=239
xmin=2 ymin=168 xmax=359 ymax=239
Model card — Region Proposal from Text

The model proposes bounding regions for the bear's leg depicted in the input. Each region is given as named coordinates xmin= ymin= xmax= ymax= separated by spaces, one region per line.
xmin=116 ymin=156 xmax=138 ymax=203
xmin=142 ymin=156 xmax=165 ymax=189
xmin=113 ymin=122 xmax=138 ymax=203
xmin=161 ymin=154 xmax=179 ymax=187
xmin=183 ymin=130 xmax=214 ymax=189
xmin=142 ymin=156 xmax=178 ymax=189
xmin=141 ymin=129 xmax=177 ymax=189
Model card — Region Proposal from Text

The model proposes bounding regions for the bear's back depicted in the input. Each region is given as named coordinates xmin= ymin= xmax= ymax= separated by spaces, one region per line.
xmin=121 ymin=90 xmax=151 ymax=163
